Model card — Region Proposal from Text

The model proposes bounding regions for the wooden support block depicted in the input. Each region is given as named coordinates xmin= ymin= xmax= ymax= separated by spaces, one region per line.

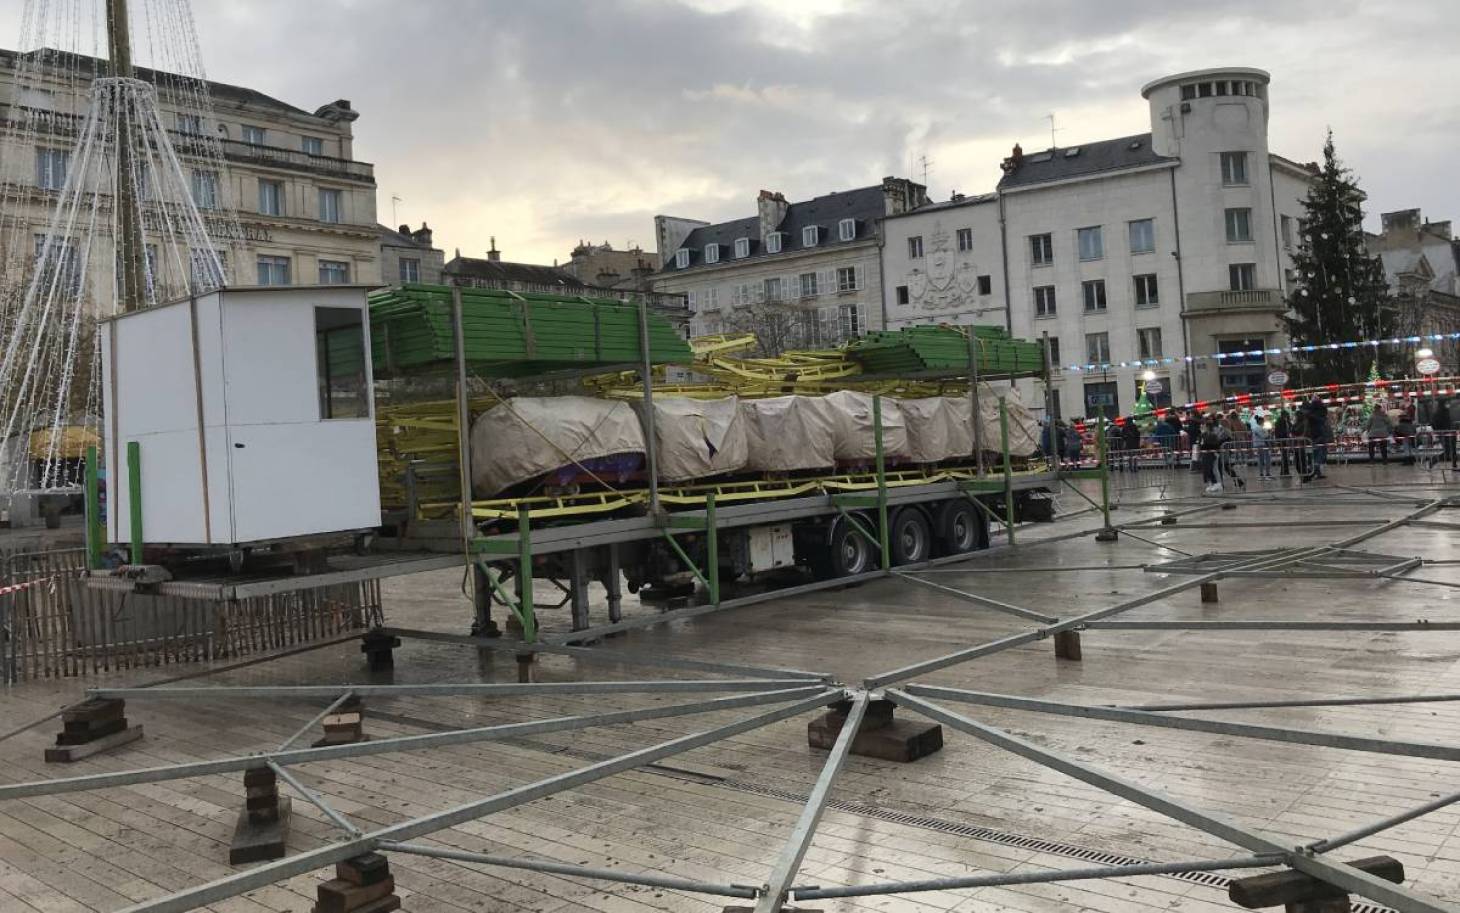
xmin=243 ymin=766 xmax=276 ymax=787
xmin=56 ymin=716 xmax=130 ymax=744
xmin=336 ymin=852 xmax=391 ymax=886
xmin=1228 ymin=855 xmax=1402 ymax=909
xmin=516 ymin=652 xmax=535 ymax=683
xmin=1094 ymin=528 xmax=1119 ymax=542
xmin=314 ymin=896 xmax=399 ymax=913
xmin=808 ymin=712 xmax=942 ymax=763
xmin=1200 ymin=582 xmax=1219 ymax=603
xmin=229 ymin=796 xmax=291 ymax=865
xmin=322 ymin=712 xmax=363 ymax=728
xmin=45 ymin=725 xmax=143 ymax=763
xmin=723 ymin=907 xmax=822 ymax=912
xmin=1053 ymin=630 xmax=1082 ymax=661
xmin=61 ymin=697 xmax=125 ymax=725
xmin=314 ymin=876 xmax=396 ymax=913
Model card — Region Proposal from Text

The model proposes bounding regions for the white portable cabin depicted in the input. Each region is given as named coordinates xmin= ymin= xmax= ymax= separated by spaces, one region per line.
xmin=100 ymin=285 xmax=381 ymax=547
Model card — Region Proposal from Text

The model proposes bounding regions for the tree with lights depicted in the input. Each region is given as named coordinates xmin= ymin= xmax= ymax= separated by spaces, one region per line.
xmin=1284 ymin=131 xmax=1395 ymax=385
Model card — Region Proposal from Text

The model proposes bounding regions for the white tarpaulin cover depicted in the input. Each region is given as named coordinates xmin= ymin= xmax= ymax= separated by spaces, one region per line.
xmin=903 ymin=397 xmax=973 ymax=462
xmin=971 ymin=383 xmax=1039 ymax=458
xmin=471 ymin=396 xmax=644 ymax=496
xmin=645 ymin=396 xmax=748 ymax=481
xmin=740 ymin=396 xmax=836 ymax=471
xmin=823 ymin=390 xmax=910 ymax=460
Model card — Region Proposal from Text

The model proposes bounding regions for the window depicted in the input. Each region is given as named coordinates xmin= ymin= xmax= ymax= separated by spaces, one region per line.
xmin=908 ymin=235 xmax=924 ymax=259
xmin=1128 ymin=218 xmax=1155 ymax=254
xmin=895 ymin=285 xmax=909 ymax=305
xmin=836 ymin=266 xmax=858 ymax=292
xmin=800 ymin=272 xmax=819 ymax=298
xmin=1181 ymin=84 xmax=1197 ymax=101
xmin=1220 ymin=151 xmax=1249 ymax=185
xmin=977 ymin=274 xmax=992 ymax=296
xmin=258 ymin=179 xmax=283 ymax=216
xmin=675 ymin=249 xmax=690 ymax=269
xmin=315 ymin=306 xmax=368 ymax=420
xmin=319 ymin=259 xmax=351 ymax=284
xmin=189 ymin=249 xmax=227 ymax=292
xmin=1218 ymin=338 xmax=1267 ymax=393
xmin=1225 ymin=207 xmax=1252 ymax=243
xmin=1046 ymin=337 xmax=1061 ymax=367
xmin=319 ymin=188 xmax=343 ymax=223
xmin=1084 ymin=381 xmax=1119 ymax=416
xmin=686 ymin=290 xmax=699 ymax=311
xmin=241 ymin=124 xmax=266 ymax=145
xmin=191 ymin=170 xmax=220 ymax=210
xmin=1082 ymin=279 xmax=1107 ymax=312
xmin=766 ymin=233 xmax=782 ymax=254
xmin=1280 ymin=215 xmax=1293 ymax=249
xmin=399 ymin=257 xmax=420 ymax=283
xmin=1085 ymin=332 xmax=1110 ymax=365
xmin=956 ymin=228 xmax=973 ymax=252
xmin=705 ymin=287 xmax=719 ymax=309
xmin=1034 ymin=285 xmax=1056 ymax=318
xmin=257 ymin=254 xmax=291 ymax=286
xmin=838 ymin=303 xmax=861 ymax=339
xmin=763 ymin=277 xmax=783 ymax=302
xmin=176 ymin=113 xmax=202 ymax=135
xmin=734 ymin=237 xmax=750 ymax=258
xmin=301 ymin=136 xmax=324 ymax=155
xmin=838 ymin=219 xmax=856 ymax=241
xmin=1077 ymin=226 xmax=1104 ymax=261
xmin=33 ymin=234 xmax=81 ymax=295
xmin=35 ymin=147 xmax=69 ymax=190
xmin=728 ymin=284 xmax=747 ymax=307
xmin=1137 ymin=327 xmax=1163 ymax=360
xmin=1198 ymin=82 xmax=1213 ymax=98
xmin=1229 ymin=263 xmax=1256 ymax=291
xmin=802 ymin=225 xmax=819 ymax=247
xmin=1030 ymin=233 xmax=1053 ymax=266
xmin=1133 ymin=273 xmax=1159 ymax=307
xmin=704 ymin=243 xmax=720 ymax=264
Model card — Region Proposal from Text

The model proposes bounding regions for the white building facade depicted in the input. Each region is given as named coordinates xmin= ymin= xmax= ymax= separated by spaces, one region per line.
xmin=882 ymin=67 xmax=1313 ymax=419
xmin=652 ymin=179 xmax=927 ymax=350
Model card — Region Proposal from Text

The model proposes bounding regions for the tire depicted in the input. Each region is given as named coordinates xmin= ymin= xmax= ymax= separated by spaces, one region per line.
xmin=889 ymin=507 xmax=933 ymax=566
xmin=935 ymin=500 xmax=984 ymax=556
xmin=811 ymin=517 xmax=875 ymax=580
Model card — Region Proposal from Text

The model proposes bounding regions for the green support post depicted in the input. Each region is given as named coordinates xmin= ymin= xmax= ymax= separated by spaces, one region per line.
xmin=1095 ymin=408 xmax=1118 ymax=541
xmin=705 ymin=493 xmax=719 ymax=606
xmin=873 ymin=395 xmax=890 ymax=572
xmin=126 ymin=440 xmax=142 ymax=565
xmin=999 ymin=397 xmax=1015 ymax=545
xmin=516 ymin=505 xmax=537 ymax=641
xmin=84 ymin=445 xmax=103 ymax=570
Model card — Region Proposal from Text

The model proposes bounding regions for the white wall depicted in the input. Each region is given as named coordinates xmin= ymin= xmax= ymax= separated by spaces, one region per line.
xmin=880 ymin=199 xmax=1004 ymax=329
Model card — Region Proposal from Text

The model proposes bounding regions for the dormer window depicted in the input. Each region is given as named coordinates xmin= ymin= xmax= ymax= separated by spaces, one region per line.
xmin=838 ymin=219 xmax=855 ymax=241
xmin=704 ymin=243 xmax=720 ymax=264
xmin=802 ymin=225 xmax=819 ymax=247
xmin=766 ymin=232 xmax=783 ymax=254
xmin=675 ymin=248 xmax=689 ymax=269
xmin=734 ymin=237 xmax=750 ymax=258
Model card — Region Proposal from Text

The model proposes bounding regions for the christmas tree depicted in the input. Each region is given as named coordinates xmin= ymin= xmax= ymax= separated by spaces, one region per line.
xmin=1283 ymin=131 xmax=1395 ymax=385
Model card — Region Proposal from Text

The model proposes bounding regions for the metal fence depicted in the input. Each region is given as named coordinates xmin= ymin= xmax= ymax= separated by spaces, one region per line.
xmin=0 ymin=547 xmax=382 ymax=683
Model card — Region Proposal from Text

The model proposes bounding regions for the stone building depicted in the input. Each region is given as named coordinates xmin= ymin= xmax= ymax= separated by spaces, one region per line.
xmin=881 ymin=67 xmax=1314 ymax=418
xmin=378 ymin=222 xmax=444 ymax=286
xmin=0 ymin=47 xmax=380 ymax=303
xmin=652 ymin=178 xmax=928 ymax=350
xmin=562 ymin=240 xmax=658 ymax=290
xmin=1367 ymin=208 xmax=1460 ymax=373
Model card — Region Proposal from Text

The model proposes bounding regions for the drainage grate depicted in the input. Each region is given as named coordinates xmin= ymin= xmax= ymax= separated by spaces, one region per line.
xmin=370 ymin=710 xmax=1394 ymax=913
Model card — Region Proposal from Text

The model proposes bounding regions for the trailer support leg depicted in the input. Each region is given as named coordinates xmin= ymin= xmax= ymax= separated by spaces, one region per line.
xmin=471 ymin=562 xmax=501 ymax=639
xmin=605 ymin=544 xmax=623 ymax=624
xmin=569 ymin=549 xmax=592 ymax=634
xmin=1053 ymin=630 xmax=1082 ymax=662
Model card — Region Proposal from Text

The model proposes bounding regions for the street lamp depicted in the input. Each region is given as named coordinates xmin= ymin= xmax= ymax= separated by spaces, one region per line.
xmin=1416 ymin=347 xmax=1434 ymax=360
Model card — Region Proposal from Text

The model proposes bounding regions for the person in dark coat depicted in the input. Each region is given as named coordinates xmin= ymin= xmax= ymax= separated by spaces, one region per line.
xmin=1163 ymin=411 xmax=1184 ymax=468
xmin=1120 ymin=416 xmax=1142 ymax=471
xmin=1274 ymin=406 xmax=1293 ymax=476
xmin=1303 ymin=395 xmax=1331 ymax=479
xmin=1433 ymin=398 xmax=1457 ymax=468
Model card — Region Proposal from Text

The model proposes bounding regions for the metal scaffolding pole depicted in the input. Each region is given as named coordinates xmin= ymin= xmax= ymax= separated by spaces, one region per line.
xmin=276 ymin=691 xmax=355 ymax=752
xmin=887 ymin=690 xmax=1460 ymax=913
xmin=0 ymin=687 xmax=830 ymax=800
xmin=89 ymin=679 xmax=817 ymax=700
xmin=753 ymin=693 xmax=868 ymax=913
xmin=903 ymin=684 xmax=1460 ymax=762
xmin=110 ymin=690 xmax=842 ymax=913
xmin=267 ymin=760 xmax=361 ymax=837
xmin=1085 ymin=620 xmax=1460 ymax=631
xmin=1309 ymin=789 xmax=1460 ymax=854
xmin=892 ymin=571 xmax=1060 ymax=623
xmin=1125 ymin=693 xmax=1460 ymax=713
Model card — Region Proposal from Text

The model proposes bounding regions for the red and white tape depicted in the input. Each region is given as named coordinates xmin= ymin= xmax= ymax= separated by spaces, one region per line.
xmin=0 ymin=577 xmax=51 ymax=598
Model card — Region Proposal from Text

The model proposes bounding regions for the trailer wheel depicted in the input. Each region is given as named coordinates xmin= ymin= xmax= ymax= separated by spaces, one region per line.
xmin=935 ymin=501 xmax=984 ymax=555
xmin=890 ymin=507 xmax=932 ymax=566
xmin=811 ymin=518 xmax=874 ymax=580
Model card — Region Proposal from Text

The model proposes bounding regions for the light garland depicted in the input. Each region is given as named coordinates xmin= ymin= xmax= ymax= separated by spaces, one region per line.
xmin=1074 ymin=376 xmax=1458 ymax=427
xmin=1057 ymin=332 xmax=1460 ymax=375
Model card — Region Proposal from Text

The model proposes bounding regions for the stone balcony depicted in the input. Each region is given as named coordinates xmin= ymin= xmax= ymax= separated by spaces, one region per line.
xmin=1185 ymin=288 xmax=1284 ymax=313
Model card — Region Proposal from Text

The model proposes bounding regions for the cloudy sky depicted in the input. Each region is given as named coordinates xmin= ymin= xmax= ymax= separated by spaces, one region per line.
xmin=10 ymin=0 xmax=1458 ymax=265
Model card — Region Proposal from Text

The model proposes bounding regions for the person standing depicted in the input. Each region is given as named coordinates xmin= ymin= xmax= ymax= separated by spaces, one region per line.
xmin=1304 ymin=395 xmax=1331 ymax=479
xmin=1365 ymin=405 xmax=1393 ymax=465
xmin=1199 ymin=418 xmax=1224 ymax=493
xmin=1164 ymin=411 xmax=1185 ymax=468
xmin=1250 ymin=409 xmax=1274 ymax=480
xmin=1153 ymin=415 xmax=1177 ymax=468
xmin=1064 ymin=422 xmax=1084 ymax=467
xmin=1274 ymin=406 xmax=1293 ymax=476
xmin=1395 ymin=408 xmax=1416 ymax=465
xmin=1121 ymin=416 xmax=1142 ymax=472
xmin=1433 ymin=398 xmax=1457 ymax=468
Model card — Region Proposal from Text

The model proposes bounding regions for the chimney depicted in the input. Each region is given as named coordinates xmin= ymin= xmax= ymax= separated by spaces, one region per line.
xmin=881 ymin=176 xmax=927 ymax=215
xmin=412 ymin=222 xmax=433 ymax=246
xmin=398 ymin=224 xmax=410 ymax=235
xmin=596 ymin=268 xmax=621 ymax=285
xmin=1000 ymin=143 xmax=1025 ymax=174
xmin=487 ymin=236 xmax=500 ymax=262
xmin=1381 ymin=209 xmax=1421 ymax=236
xmin=757 ymin=189 xmax=789 ymax=245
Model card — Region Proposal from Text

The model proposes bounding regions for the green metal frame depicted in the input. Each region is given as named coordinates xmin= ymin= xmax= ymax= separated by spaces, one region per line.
xmin=999 ymin=398 xmax=1015 ymax=545
xmin=873 ymin=395 xmax=891 ymax=571
xmin=126 ymin=440 xmax=143 ymax=565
